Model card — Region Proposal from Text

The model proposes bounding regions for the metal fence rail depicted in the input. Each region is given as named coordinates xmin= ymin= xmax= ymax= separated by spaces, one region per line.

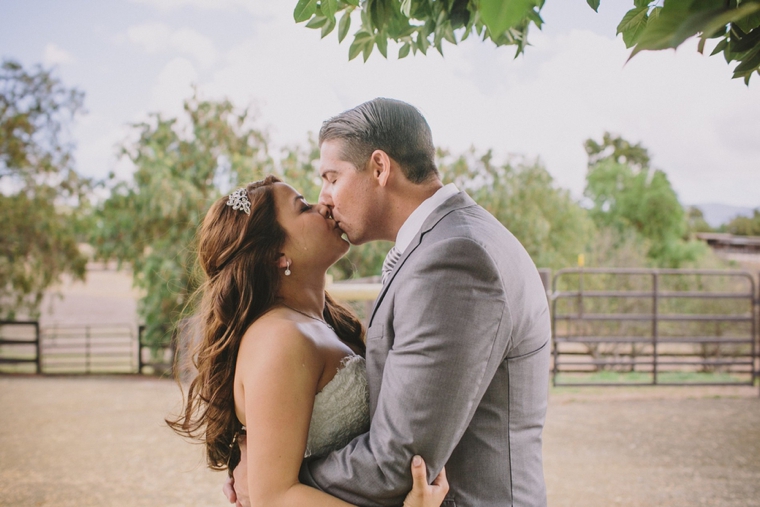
xmin=551 ymin=268 xmax=757 ymax=388
xmin=40 ymin=324 xmax=136 ymax=374
xmin=0 ymin=321 xmax=41 ymax=373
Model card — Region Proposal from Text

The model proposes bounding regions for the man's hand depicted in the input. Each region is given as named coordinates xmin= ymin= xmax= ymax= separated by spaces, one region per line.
xmin=403 ymin=456 xmax=449 ymax=507
xmin=222 ymin=434 xmax=251 ymax=507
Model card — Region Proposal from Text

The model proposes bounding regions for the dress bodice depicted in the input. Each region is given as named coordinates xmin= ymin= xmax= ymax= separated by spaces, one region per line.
xmin=305 ymin=355 xmax=370 ymax=458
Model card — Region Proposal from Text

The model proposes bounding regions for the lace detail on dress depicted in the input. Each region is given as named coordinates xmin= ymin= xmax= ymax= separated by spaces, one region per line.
xmin=305 ymin=355 xmax=370 ymax=458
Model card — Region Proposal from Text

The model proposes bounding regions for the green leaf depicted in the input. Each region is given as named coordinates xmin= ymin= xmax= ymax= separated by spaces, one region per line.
xmin=294 ymin=0 xmax=318 ymax=23
xmin=735 ymin=11 xmax=760 ymax=33
xmin=731 ymin=25 xmax=760 ymax=53
xmin=398 ymin=42 xmax=411 ymax=58
xmin=306 ymin=15 xmax=328 ymax=28
xmin=732 ymin=45 xmax=760 ymax=75
xmin=586 ymin=0 xmax=600 ymax=13
xmin=353 ymin=29 xmax=373 ymax=41
xmin=376 ymin=35 xmax=388 ymax=58
xmin=400 ymin=0 xmax=412 ymax=18
xmin=348 ymin=37 xmax=364 ymax=60
xmin=322 ymin=0 xmax=338 ymax=18
xmin=479 ymin=0 xmax=535 ymax=37
xmin=338 ymin=10 xmax=352 ymax=42
xmin=699 ymin=3 xmax=760 ymax=44
xmin=368 ymin=0 xmax=391 ymax=30
xmin=634 ymin=0 xmax=650 ymax=8
xmin=526 ymin=8 xmax=543 ymax=28
xmin=630 ymin=2 xmax=722 ymax=58
xmin=321 ymin=16 xmax=337 ymax=38
xmin=710 ymin=37 xmax=728 ymax=56
xmin=617 ymin=7 xmax=649 ymax=48
xmin=343 ymin=0 xmax=359 ymax=5
xmin=362 ymin=39 xmax=374 ymax=61
xmin=435 ymin=36 xmax=444 ymax=55
xmin=461 ymin=25 xmax=472 ymax=41
xmin=443 ymin=23 xmax=457 ymax=44
xmin=618 ymin=7 xmax=648 ymax=34
xmin=697 ymin=35 xmax=707 ymax=53
xmin=648 ymin=6 xmax=662 ymax=23
xmin=417 ymin=31 xmax=429 ymax=54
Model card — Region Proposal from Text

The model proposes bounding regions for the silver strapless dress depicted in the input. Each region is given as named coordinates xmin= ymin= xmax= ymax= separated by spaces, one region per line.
xmin=304 ymin=355 xmax=370 ymax=458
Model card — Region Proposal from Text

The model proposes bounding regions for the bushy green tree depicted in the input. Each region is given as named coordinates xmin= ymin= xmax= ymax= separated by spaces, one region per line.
xmin=91 ymin=95 xmax=273 ymax=348
xmin=0 ymin=59 xmax=88 ymax=319
xmin=438 ymin=147 xmax=594 ymax=269
xmin=295 ymin=0 xmax=760 ymax=83
xmin=724 ymin=208 xmax=760 ymax=235
xmin=583 ymin=133 xmax=706 ymax=267
xmin=686 ymin=206 xmax=714 ymax=234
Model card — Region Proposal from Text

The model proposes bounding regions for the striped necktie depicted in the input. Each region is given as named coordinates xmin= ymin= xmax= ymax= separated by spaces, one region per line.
xmin=381 ymin=246 xmax=402 ymax=285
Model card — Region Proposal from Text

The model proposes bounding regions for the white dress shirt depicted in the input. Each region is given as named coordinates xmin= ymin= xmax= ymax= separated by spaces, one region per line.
xmin=394 ymin=183 xmax=460 ymax=254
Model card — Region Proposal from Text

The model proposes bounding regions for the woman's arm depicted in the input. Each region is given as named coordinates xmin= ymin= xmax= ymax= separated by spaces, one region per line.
xmin=236 ymin=320 xmax=355 ymax=507
xmin=227 ymin=435 xmax=448 ymax=507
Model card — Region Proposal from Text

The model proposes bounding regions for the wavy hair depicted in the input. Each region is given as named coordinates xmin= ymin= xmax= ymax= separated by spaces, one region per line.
xmin=167 ymin=175 xmax=365 ymax=473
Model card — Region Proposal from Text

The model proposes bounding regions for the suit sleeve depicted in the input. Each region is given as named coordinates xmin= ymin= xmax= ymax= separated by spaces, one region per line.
xmin=300 ymin=237 xmax=510 ymax=506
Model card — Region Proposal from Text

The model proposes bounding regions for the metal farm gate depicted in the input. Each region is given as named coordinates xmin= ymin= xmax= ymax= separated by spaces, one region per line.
xmin=0 ymin=322 xmax=136 ymax=374
xmin=40 ymin=324 xmax=137 ymax=374
xmin=0 ymin=321 xmax=41 ymax=373
xmin=551 ymin=268 xmax=758 ymax=388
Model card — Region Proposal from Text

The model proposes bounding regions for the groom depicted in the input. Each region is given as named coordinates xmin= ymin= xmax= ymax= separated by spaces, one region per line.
xmin=231 ymin=98 xmax=551 ymax=506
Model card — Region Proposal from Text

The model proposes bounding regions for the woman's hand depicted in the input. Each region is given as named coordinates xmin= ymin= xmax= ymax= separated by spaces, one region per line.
xmin=403 ymin=456 xmax=449 ymax=507
xmin=223 ymin=434 xmax=251 ymax=507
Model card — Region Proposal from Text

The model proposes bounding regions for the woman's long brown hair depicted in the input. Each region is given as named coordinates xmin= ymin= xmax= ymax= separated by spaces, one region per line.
xmin=167 ymin=176 xmax=365 ymax=472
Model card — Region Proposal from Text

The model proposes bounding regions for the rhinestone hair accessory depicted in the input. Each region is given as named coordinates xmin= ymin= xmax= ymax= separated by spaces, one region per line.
xmin=226 ymin=188 xmax=251 ymax=215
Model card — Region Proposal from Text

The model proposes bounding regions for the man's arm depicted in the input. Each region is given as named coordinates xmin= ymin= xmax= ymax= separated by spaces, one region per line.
xmin=301 ymin=237 xmax=510 ymax=506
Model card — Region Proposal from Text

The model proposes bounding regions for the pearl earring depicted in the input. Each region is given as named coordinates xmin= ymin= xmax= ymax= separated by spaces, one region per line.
xmin=284 ymin=261 xmax=291 ymax=276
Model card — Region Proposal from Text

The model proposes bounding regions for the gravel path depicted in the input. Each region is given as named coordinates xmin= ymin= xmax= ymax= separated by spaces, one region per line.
xmin=1 ymin=376 xmax=758 ymax=507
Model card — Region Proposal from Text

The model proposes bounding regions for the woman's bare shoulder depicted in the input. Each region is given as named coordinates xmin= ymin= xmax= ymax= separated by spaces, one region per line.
xmin=233 ymin=313 xmax=326 ymax=428
xmin=237 ymin=312 xmax=322 ymax=372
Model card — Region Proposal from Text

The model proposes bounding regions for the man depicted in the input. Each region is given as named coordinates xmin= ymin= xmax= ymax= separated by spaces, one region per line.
xmin=229 ymin=98 xmax=550 ymax=506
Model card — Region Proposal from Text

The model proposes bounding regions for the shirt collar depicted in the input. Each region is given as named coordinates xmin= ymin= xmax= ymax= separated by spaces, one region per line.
xmin=394 ymin=183 xmax=460 ymax=254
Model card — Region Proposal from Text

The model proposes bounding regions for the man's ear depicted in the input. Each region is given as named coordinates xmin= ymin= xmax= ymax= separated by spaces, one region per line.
xmin=369 ymin=149 xmax=392 ymax=187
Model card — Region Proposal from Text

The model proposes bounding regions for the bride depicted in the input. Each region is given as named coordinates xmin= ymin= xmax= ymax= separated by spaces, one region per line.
xmin=169 ymin=176 xmax=448 ymax=507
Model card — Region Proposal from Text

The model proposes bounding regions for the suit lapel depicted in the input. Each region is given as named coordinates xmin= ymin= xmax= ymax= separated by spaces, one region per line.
xmin=368 ymin=191 xmax=477 ymax=326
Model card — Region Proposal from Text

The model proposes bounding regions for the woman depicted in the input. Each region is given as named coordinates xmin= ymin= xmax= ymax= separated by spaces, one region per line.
xmin=169 ymin=176 xmax=448 ymax=507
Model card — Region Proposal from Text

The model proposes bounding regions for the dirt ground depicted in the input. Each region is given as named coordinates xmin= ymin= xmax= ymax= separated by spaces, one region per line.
xmin=1 ymin=376 xmax=758 ymax=507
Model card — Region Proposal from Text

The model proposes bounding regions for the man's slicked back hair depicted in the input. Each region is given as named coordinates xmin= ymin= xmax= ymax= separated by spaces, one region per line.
xmin=318 ymin=98 xmax=439 ymax=184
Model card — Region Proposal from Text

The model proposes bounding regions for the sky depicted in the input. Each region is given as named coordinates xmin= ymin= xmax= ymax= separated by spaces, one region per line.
xmin=1 ymin=0 xmax=758 ymax=208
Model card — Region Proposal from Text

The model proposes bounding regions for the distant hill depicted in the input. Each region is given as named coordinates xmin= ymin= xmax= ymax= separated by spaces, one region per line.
xmin=689 ymin=203 xmax=757 ymax=228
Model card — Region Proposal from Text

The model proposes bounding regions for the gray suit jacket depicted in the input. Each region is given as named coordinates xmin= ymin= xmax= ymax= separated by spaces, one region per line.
xmin=301 ymin=191 xmax=551 ymax=507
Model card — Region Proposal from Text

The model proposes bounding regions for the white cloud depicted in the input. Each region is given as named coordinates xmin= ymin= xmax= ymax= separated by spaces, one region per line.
xmin=129 ymin=0 xmax=274 ymax=15
xmin=42 ymin=43 xmax=75 ymax=65
xmin=194 ymin=7 xmax=760 ymax=207
xmin=72 ymin=115 xmax=131 ymax=180
xmin=127 ymin=22 xmax=171 ymax=53
xmin=127 ymin=23 xmax=217 ymax=68
xmin=170 ymin=28 xmax=217 ymax=68
xmin=150 ymin=57 xmax=199 ymax=115
xmin=68 ymin=1 xmax=759 ymax=208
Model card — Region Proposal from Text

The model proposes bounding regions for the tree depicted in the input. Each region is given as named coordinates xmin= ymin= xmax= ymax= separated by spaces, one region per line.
xmin=0 ymin=59 xmax=88 ymax=319
xmin=91 ymin=95 xmax=274 ymax=348
xmin=583 ymin=133 xmax=706 ymax=267
xmin=686 ymin=206 xmax=714 ymax=234
xmin=294 ymin=0 xmax=760 ymax=83
xmin=438 ymin=147 xmax=595 ymax=269
xmin=724 ymin=208 xmax=760 ymax=235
